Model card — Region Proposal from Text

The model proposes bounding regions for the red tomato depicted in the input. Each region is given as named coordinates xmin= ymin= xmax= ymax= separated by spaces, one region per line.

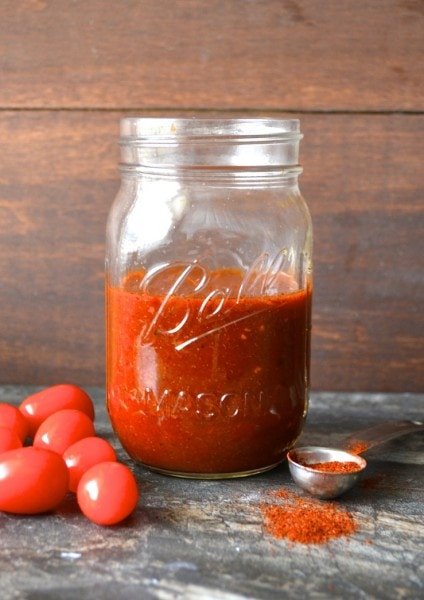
xmin=0 ymin=447 xmax=69 ymax=514
xmin=77 ymin=461 xmax=139 ymax=525
xmin=64 ymin=436 xmax=117 ymax=492
xmin=0 ymin=427 xmax=22 ymax=453
xmin=19 ymin=384 xmax=95 ymax=437
xmin=33 ymin=409 xmax=96 ymax=454
xmin=0 ymin=403 xmax=29 ymax=442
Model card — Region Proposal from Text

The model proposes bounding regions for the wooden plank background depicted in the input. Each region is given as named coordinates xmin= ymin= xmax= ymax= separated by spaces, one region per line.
xmin=0 ymin=1 xmax=423 ymax=392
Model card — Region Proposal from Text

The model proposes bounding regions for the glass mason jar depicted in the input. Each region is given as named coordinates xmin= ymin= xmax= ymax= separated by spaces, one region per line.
xmin=106 ymin=117 xmax=312 ymax=478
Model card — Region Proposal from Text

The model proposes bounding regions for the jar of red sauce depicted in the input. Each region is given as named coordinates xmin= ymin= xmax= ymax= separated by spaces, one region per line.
xmin=106 ymin=118 xmax=312 ymax=478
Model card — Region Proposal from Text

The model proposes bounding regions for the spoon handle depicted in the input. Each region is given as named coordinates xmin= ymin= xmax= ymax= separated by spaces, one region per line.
xmin=341 ymin=420 xmax=424 ymax=454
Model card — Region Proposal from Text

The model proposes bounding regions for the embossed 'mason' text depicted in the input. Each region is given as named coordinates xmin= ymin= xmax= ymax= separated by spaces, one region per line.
xmin=127 ymin=387 xmax=280 ymax=421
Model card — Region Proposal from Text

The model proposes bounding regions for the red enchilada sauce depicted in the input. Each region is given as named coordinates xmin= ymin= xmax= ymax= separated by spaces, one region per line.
xmin=107 ymin=263 xmax=311 ymax=476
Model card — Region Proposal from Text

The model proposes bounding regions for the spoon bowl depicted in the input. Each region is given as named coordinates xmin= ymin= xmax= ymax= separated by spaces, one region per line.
xmin=287 ymin=447 xmax=367 ymax=499
xmin=287 ymin=420 xmax=423 ymax=499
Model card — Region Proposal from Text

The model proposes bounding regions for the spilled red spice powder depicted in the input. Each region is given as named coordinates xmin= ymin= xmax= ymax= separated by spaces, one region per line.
xmin=345 ymin=440 xmax=369 ymax=455
xmin=261 ymin=488 xmax=356 ymax=545
xmin=359 ymin=473 xmax=393 ymax=490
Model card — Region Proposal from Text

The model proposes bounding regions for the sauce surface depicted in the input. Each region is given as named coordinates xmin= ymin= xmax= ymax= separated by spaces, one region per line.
xmin=107 ymin=265 xmax=311 ymax=475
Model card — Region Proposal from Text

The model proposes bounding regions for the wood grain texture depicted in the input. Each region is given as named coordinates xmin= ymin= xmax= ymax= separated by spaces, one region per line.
xmin=0 ymin=111 xmax=422 ymax=391
xmin=0 ymin=0 xmax=422 ymax=390
xmin=301 ymin=114 xmax=424 ymax=392
xmin=0 ymin=387 xmax=423 ymax=600
xmin=0 ymin=0 xmax=422 ymax=111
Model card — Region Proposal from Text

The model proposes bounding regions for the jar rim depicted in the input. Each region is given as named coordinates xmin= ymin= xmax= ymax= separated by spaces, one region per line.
xmin=120 ymin=117 xmax=302 ymax=144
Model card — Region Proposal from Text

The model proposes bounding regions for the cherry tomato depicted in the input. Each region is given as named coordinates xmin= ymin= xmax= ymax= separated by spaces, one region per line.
xmin=63 ymin=436 xmax=117 ymax=492
xmin=0 ymin=403 xmax=29 ymax=442
xmin=33 ymin=409 xmax=96 ymax=454
xmin=0 ymin=427 xmax=22 ymax=453
xmin=19 ymin=384 xmax=95 ymax=437
xmin=0 ymin=447 xmax=69 ymax=514
xmin=77 ymin=461 xmax=139 ymax=525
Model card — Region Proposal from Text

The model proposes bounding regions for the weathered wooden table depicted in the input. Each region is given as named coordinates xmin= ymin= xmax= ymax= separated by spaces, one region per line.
xmin=0 ymin=386 xmax=422 ymax=599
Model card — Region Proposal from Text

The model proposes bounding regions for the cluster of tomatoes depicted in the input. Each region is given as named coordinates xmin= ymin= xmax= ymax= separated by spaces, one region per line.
xmin=0 ymin=384 xmax=138 ymax=525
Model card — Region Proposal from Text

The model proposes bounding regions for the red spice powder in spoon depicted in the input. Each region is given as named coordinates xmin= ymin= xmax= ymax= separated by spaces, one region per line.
xmin=298 ymin=460 xmax=362 ymax=474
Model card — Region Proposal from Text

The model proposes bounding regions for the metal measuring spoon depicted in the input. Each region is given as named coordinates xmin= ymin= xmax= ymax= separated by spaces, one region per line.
xmin=287 ymin=420 xmax=424 ymax=499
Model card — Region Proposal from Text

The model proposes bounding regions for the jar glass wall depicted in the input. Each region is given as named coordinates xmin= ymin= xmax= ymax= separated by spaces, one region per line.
xmin=106 ymin=118 xmax=312 ymax=478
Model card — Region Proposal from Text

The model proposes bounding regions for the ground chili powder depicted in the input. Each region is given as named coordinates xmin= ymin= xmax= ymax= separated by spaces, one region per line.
xmin=345 ymin=440 xmax=369 ymax=455
xmin=261 ymin=488 xmax=356 ymax=545
xmin=299 ymin=460 xmax=362 ymax=473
